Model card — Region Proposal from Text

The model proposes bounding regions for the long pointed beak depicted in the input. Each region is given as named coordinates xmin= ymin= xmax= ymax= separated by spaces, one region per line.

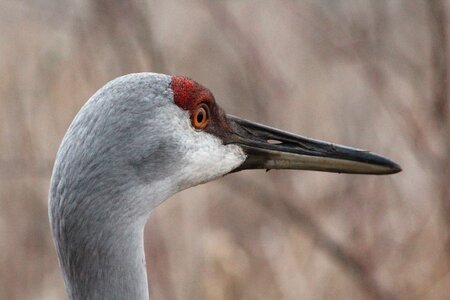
xmin=224 ymin=115 xmax=401 ymax=175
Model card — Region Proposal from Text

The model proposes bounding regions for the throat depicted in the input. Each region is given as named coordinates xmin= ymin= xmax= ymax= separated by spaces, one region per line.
xmin=55 ymin=222 xmax=149 ymax=300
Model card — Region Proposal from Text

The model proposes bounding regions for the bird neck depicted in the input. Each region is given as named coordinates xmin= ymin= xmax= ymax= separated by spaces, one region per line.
xmin=54 ymin=216 xmax=150 ymax=300
xmin=49 ymin=161 xmax=176 ymax=299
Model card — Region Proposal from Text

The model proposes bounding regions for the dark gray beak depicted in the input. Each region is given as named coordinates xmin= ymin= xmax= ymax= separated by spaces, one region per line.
xmin=225 ymin=115 xmax=401 ymax=175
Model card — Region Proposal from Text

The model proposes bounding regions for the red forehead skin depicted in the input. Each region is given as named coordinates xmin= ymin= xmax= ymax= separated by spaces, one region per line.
xmin=170 ymin=76 xmax=233 ymax=138
xmin=170 ymin=76 xmax=214 ymax=112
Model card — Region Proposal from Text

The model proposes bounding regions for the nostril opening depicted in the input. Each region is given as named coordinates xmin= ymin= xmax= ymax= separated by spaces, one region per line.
xmin=267 ymin=139 xmax=283 ymax=145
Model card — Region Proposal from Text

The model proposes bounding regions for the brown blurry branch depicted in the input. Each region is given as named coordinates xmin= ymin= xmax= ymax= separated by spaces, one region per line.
xmin=427 ymin=0 xmax=450 ymax=253
xmin=228 ymin=176 xmax=397 ymax=300
xmin=75 ymin=0 xmax=166 ymax=79
xmin=428 ymin=0 xmax=449 ymax=120
xmin=201 ymin=0 xmax=289 ymax=120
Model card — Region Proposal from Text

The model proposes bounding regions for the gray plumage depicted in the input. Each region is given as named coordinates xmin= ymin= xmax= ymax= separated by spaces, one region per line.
xmin=49 ymin=73 xmax=245 ymax=299
xmin=50 ymin=73 xmax=172 ymax=299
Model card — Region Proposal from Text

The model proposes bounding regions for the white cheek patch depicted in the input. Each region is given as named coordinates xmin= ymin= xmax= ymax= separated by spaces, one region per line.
xmin=184 ymin=133 xmax=246 ymax=184
xmin=166 ymin=107 xmax=247 ymax=189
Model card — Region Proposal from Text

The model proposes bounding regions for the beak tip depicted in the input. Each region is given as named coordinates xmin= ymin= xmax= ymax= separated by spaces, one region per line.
xmin=378 ymin=157 xmax=402 ymax=175
xmin=389 ymin=163 xmax=402 ymax=174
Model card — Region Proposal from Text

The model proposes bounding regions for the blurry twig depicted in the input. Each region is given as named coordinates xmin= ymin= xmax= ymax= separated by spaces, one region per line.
xmin=201 ymin=1 xmax=289 ymax=121
xmin=228 ymin=176 xmax=397 ymax=300
xmin=427 ymin=0 xmax=450 ymax=253
xmin=428 ymin=0 xmax=449 ymax=120
xmin=74 ymin=0 xmax=167 ymax=82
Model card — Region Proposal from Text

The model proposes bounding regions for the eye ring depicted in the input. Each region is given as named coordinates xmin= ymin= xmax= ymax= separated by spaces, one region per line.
xmin=192 ymin=104 xmax=209 ymax=129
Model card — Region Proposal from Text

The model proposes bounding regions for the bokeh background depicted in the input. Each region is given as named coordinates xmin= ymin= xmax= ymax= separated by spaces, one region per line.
xmin=1 ymin=0 xmax=449 ymax=299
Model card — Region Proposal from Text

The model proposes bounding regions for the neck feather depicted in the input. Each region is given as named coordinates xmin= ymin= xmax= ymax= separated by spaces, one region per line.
xmin=60 ymin=223 xmax=148 ymax=299
xmin=51 ymin=197 xmax=151 ymax=300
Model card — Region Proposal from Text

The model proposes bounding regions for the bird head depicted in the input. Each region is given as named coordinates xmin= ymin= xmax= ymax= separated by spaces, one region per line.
xmin=52 ymin=73 xmax=400 ymax=219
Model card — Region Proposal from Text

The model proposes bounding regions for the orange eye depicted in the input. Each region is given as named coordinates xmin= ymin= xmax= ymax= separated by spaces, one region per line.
xmin=192 ymin=105 xmax=209 ymax=129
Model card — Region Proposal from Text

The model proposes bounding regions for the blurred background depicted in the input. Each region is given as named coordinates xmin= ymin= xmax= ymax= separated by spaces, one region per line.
xmin=0 ymin=0 xmax=449 ymax=299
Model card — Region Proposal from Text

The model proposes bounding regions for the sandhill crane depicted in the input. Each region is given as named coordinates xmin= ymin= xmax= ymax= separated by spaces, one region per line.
xmin=49 ymin=73 xmax=401 ymax=299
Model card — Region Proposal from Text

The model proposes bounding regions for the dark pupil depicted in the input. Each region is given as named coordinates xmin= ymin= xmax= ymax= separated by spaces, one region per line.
xmin=197 ymin=110 xmax=204 ymax=123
